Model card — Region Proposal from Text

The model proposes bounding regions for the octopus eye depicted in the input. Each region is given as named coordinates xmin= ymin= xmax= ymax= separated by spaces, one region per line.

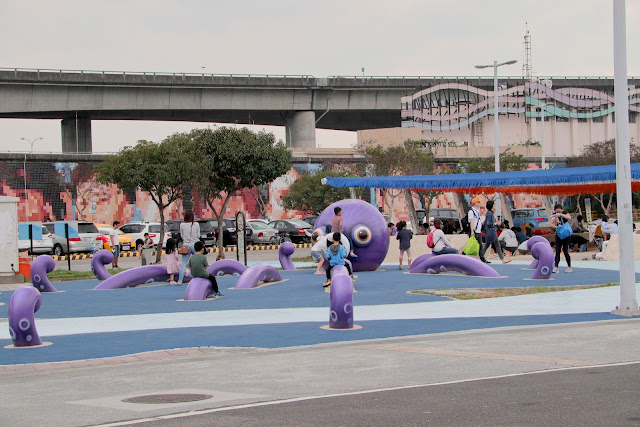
xmin=311 ymin=228 xmax=325 ymax=244
xmin=351 ymin=225 xmax=372 ymax=247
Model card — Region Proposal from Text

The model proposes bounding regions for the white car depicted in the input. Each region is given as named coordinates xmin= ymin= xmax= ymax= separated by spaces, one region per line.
xmin=119 ymin=222 xmax=171 ymax=250
xmin=18 ymin=224 xmax=54 ymax=254
xmin=246 ymin=221 xmax=280 ymax=245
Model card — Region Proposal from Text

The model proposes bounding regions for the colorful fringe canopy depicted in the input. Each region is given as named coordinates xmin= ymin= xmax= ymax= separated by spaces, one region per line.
xmin=324 ymin=164 xmax=640 ymax=196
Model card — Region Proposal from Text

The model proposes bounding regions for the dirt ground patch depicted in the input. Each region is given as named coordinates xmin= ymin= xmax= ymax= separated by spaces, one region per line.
xmin=410 ymin=283 xmax=617 ymax=300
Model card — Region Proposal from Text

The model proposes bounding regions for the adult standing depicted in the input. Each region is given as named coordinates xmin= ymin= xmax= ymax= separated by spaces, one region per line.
xmin=431 ymin=219 xmax=459 ymax=255
xmin=479 ymin=200 xmax=510 ymax=264
xmin=550 ymin=203 xmax=572 ymax=273
xmin=110 ymin=221 xmax=121 ymax=268
xmin=178 ymin=209 xmax=201 ymax=284
xmin=467 ymin=197 xmax=488 ymax=262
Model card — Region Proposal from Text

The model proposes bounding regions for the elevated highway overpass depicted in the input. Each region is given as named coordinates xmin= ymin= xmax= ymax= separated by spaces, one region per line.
xmin=0 ymin=67 xmax=629 ymax=153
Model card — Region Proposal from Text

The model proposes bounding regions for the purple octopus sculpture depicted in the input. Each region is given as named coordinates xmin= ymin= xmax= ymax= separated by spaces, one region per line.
xmin=92 ymin=249 xmax=114 ymax=280
xmin=94 ymin=265 xmax=192 ymax=289
xmin=328 ymin=265 xmax=354 ymax=329
xmin=314 ymin=199 xmax=389 ymax=272
xmin=526 ymin=236 xmax=551 ymax=269
xmin=30 ymin=255 xmax=58 ymax=292
xmin=410 ymin=254 xmax=501 ymax=277
xmin=184 ymin=278 xmax=214 ymax=300
xmin=8 ymin=286 xmax=43 ymax=347
xmin=235 ymin=263 xmax=283 ymax=289
xmin=279 ymin=241 xmax=296 ymax=270
xmin=409 ymin=253 xmax=436 ymax=273
xmin=530 ymin=242 xmax=555 ymax=279
xmin=207 ymin=259 xmax=247 ymax=276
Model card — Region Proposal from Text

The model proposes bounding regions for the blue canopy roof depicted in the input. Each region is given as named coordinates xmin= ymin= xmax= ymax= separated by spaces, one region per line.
xmin=324 ymin=163 xmax=640 ymax=196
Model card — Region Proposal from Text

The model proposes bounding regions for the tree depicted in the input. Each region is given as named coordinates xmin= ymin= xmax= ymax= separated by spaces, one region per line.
xmin=189 ymin=126 xmax=291 ymax=258
xmin=96 ymin=135 xmax=197 ymax=263
xmin=356 ymin=140 xmax=440 ymax=233
xmin=567 ymin=138 xmax=640 ymax=215
xmin=281 ymin=170 xmax=352 ymax=215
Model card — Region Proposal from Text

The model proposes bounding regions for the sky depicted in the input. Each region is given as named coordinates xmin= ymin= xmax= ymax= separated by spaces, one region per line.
xmin=0 ymin=0 xmax=638 ymax=154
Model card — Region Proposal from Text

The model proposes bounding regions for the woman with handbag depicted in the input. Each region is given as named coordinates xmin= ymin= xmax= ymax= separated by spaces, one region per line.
xmin=550 ymin=203 xmax=572 ymax=273
xmin=178 ymin=209 xmax=201 ymax=284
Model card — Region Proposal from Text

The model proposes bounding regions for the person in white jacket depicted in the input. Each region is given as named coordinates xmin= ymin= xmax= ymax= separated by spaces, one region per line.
xmin=431 ymin=219 xmax=459 ymax=255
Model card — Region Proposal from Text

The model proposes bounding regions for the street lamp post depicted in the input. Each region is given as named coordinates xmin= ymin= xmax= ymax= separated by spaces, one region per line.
xmin=21 ymin=137 xmax=42 ymax=220
xmin=539 ymin=104 xmax=549 ymax=169
xmin=475 ymin=59 xmax=517 ymax=218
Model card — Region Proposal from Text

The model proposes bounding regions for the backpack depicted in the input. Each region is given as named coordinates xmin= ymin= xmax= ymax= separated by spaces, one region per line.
xmin=426 ymin=230 xmax=436 ymax=248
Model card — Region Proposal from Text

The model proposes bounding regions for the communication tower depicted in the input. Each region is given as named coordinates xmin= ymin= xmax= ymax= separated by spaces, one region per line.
xmin=523 ymin=23 xmax=532 ymax=81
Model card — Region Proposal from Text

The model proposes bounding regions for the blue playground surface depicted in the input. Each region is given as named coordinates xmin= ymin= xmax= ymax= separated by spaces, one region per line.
xmin=0 ymin=262 xmax=633 ymax=365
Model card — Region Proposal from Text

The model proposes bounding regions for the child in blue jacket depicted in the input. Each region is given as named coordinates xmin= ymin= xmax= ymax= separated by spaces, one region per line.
xmin=323 ymin=232 xmax=353 ymax=287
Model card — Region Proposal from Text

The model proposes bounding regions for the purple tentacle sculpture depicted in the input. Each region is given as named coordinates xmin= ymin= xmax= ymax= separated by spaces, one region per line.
xmin=530 ymin=242 xmax=555 ymax=279
xmin=30 ymin=255 xmax=58 ymax=292
xmin=314 ymin=199 xmax=389 ymax=272
xmin=207 ymin=259 xmax=247 ymax=276
xmin=184 ymin=277 xmax=214 ymax=300
xmin=329 ymin=274 xmax=354 ymax=329
xmin=92 ymin=249 xmax=114 ymax=280
xmin=409 ymin=253 xmax=436 ymax=272
xmin=526 ymin=236 xmax=551 ymax=269
xmin=279 ymin=241 xmax=296 ymax=270
xmin=235 ymin=263 xmax=283 ymax=289
xmin=410 ymin=254 xmax=501 ymax=277
xmin=319 ymin=258 xmax=352 ymax=272
xmin=8 ymin=286 xmax=43 ymax=347
xmin=94 ymin=265 xmax=192 ymax=290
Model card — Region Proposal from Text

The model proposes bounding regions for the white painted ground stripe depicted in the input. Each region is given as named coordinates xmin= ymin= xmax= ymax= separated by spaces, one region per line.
xmin=90 ymin=360 xmax=640 ymax=427
xmin=0 ymin=285 xmax=628 ymax=340
xmin=360 ymin=344 xmax=596 ymax=366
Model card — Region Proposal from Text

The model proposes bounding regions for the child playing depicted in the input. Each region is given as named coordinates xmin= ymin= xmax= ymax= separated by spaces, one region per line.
xmin=141 ymin=233 xmax=155 ymax=266
xmin=396 ymin=221 xmax=413 ymax=270
xmin=323 ymin=232 xmax=354 ymax=288
xmin=186 ymin=241 xmax=223 ymax=296
xmin=165 ymin=238 xmax=180 ymax=285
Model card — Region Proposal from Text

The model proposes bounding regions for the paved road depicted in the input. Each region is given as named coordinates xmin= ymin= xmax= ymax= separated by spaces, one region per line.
xmin=2 ymin=319 xmax=640 ymax=426
xmin=138 ymin=363 xmax=640 ymax=427
xmin=53 ymin=248 xmax=282 ymax=272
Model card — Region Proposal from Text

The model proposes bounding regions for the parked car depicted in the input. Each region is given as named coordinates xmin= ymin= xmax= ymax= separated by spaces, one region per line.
xmin=511 ymin=208 xmax=549 ymax=229
xmin=43 ymin=221 xmax=104 ymax=255
xmin=246 ymin=220 xmax=280 ymax=245
xmin=95 ymin=224 xmax=133 ymax=252
xmin=18 ymin=224 xmax=54 ymax=254
xmin=119 ymin=222 xmax=171 ymax=250
xmin=204 ymin=218 xmax=237 ymax=247
xmin=268 ymin=219 xmax=312 ymax=243
xmin=417 ymin=209 xmax=462 ymax=232
xmin=302 ymin=216 xmax=318 ymax=227
xmin=166 ymin=219 xmax=217 ymax=248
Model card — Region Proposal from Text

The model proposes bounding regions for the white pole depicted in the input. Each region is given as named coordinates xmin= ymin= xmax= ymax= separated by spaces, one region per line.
xmin=541 ymin=106 xmax=546 ymax=169
xmin=613 ymin=0 xmax=638 ymax=314
xmin=493 ymin=61 xmax=502 ymax=219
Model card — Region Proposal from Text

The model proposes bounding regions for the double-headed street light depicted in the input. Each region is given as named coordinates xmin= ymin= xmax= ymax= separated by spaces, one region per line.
xmin=474 ymin=59 xmax=517 ymax=218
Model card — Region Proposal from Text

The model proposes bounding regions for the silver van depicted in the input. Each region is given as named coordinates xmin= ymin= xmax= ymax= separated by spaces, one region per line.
xmin=44 ymin=221 xmax=103 ymax=255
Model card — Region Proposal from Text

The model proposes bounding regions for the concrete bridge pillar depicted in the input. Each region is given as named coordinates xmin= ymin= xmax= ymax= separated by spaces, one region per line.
xmin=61 ymin=116 xmax=93 ymax=153
xmin=286 ymin=111 xmax=316 ymax=149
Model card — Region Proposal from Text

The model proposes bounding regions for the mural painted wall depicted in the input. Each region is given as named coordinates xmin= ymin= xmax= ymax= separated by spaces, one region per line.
xmin=1 ymin=159 xmax=548 ymax=225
